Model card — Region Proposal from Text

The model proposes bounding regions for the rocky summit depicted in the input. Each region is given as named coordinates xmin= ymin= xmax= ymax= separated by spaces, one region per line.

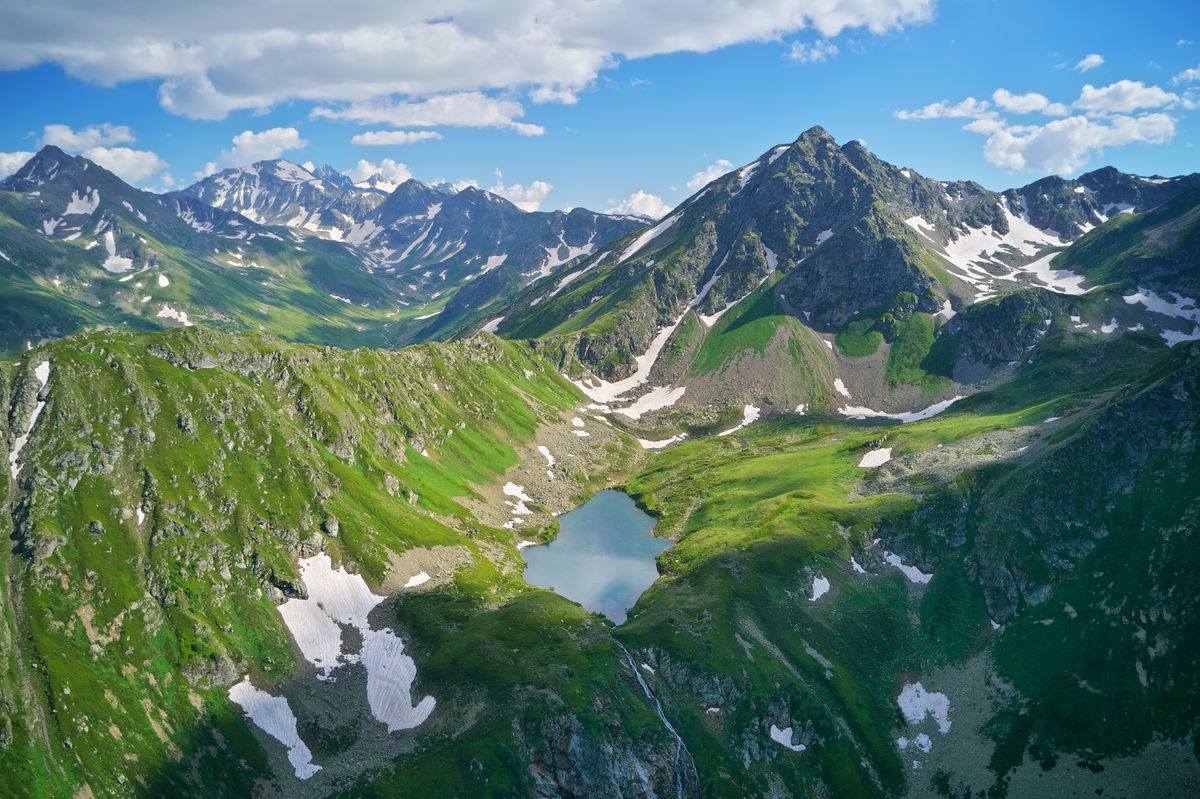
xmin=2 ymin=124 xmax=1199 ymax=799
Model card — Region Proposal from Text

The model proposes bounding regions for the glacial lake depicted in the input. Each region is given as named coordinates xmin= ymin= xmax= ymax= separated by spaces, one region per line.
xmin=522 ymin=489 xmax=670 ymax=624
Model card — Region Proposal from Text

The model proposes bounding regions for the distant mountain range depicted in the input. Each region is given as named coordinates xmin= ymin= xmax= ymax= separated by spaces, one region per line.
xmin=0 ymin=147 xmax=643 ymax=355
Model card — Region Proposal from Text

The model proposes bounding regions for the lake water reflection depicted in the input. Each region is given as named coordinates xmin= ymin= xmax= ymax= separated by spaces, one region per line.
xmin=522 ymin=489 xmax=670 ymax=624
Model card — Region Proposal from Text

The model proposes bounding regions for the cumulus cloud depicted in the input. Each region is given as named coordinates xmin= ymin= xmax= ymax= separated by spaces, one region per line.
xmin=488 ymin=170 xmax=552 ymax=211
xmin=1175 ymin=64 xmax=1200 ymax=84
xmin=981 ymin=113 xmax=1176 ymax=173
xmin=32 ymin=123 xmax=170 ymax=187
xmin=897 ymin=70 xmax=1195 ymax=175
xmin=788 ymin=39 xmax=839 ymax=63
xmin=345 ymin=158 xmax=412 ymax=184
xmin=894 ymin=97 xmax=991 ymax=120
xmin=0 ymin=151 xmax=34 ymax=180
xmin=687 ymin=159 xmax=734 ymax=191
xmin=992 ymin=89 xmax=1069 ymax=116
xmin=314 ymin=92 xmax=544 ymax=136
xmin=1075 ymin=80 xmax=1179 ymax=113
xmin=605 ymin=190 xmax=672 ymax=219
xmin=1074 ymin=53 xmax=1104 ymax=72
xmin=200 ymin=127 xmax=308 ymax=177
xmin=0 ymin=0 xmax=936 ymax=121
xmin=40 ymin=123 xmax=134 ymax=150
xmin=85 ymin=147 xmax=171 ymax=185
xmin=349 ymin=130 xmax=442 ymax=145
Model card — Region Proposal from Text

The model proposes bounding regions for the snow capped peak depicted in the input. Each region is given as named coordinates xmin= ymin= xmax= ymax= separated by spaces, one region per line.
xmin=355 ymin=173 xmax=398 ymax=194
xmin=270 ymin=160 xmax=318 ymax=183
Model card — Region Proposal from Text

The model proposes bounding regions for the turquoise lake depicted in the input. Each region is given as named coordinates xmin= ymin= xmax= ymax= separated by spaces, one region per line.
xmin=521 ymin=489 xmax=671 ymax=624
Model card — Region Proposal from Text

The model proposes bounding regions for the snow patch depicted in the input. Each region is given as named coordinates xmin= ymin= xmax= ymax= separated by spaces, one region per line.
xmin=228 ymin=677 xmax=321 ymax=779
xmin=883 ymin=551 xmax=933 ymax=584
xmin=809 ymin=574 xmax=830 ymax=601
xmin=814 ymin=228 xmax=833 ymax=247
xmin=897 ymin=683 xmax=951 ymax=733
xmin=156 ymin=305 xmax=193 ymax=326
xmin=8 ymin=361 xmax=50 ymax=479
xmin=403 ymin=571 xmax=430 ymax=588
xmin=637 ymin=434 xmax=687 ymax=450
xmin=769 ymin=724 xmax=806 ymax=752
xmin=717 ymin=405 xmax=760 ymax=437
xmin=615 ymin=385 xmax=687 ymax=420
xmin=619 ymin=213 xmax=680 ymax=263
xmin=65 ymin=189 xmax=100 ymax=216
xmin=275 ymin=553 xmax=435 ymax=730
xmin=837 ymin=395 xmax=963 ymax=423
xmin=857 ymin=448 xmax=893 ymax=468
xmin=833 ymin=379 xmax=852 ymax=399
xmin=157 ymin=273 xmax=170 ymax=288
xmin=480 ymin=316 xmax=504 ymax=334
xmin=537 ymin=445 xmax=556 ymax=468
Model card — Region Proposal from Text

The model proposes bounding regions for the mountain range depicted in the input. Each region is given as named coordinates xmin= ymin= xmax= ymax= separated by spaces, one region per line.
xmin=2 ymin=127 xmax=1199 ymax=799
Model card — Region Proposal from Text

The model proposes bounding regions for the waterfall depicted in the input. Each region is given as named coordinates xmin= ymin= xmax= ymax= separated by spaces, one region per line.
xmin=611 ymin=634 xmax=696 ymax=799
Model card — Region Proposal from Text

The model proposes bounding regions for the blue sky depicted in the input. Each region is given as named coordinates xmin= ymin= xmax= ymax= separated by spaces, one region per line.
xmin=0 ymin=0 xmax=1196 ymax=215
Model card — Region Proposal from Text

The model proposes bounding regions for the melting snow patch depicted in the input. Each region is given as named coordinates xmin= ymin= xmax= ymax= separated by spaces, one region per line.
xmin=809 ymin=574 xmax=830 ymax=601
xmin=814 ymin=228 xmax=833 ymax=247
xmin=1043 ymin=416 xmax=1061 ymax=424
xmin=769 ymin=725 xmax=806 ymax=752
xmin=897 ymin=733 xmax=933 ymax=753
xmin=275 ymin=553 xmax=435 ymax=730
xmin=156 ymin=305 xmax=193 ymax=326
xmin=897 ymin=683 xmax=951 ymax=733
xmin=619 ymin=213 xmax=680 ymax=263
xmin=65 ymin=189 xmax=100 ymax=216
xmin=516 ymin=540 xmax=539 ymax=550
xmin=480 ymin=316 xmax=505 ymax=334
xmin=795 ymin=403 xmax=807 ymax=414
xmin=537 ymin=445 xmax=556 ymax=467
xmin=572 ymin=312 xmax=688 ymax=406
xmin=616 ymin=385 xmax=687 ymax=420
xmin=571 ymin=417 xmax=585 ymax=428
xmin=857 ymin=448 xmax=893 ymax=468
xmin=837 ymin=395 xmax=964 ymax=423
xmin=883 ymin=551 xmax=933 ymax=584
xmin=403 ymin=571 xmax=430 ymax=588
xmin=228 ymin=677 xmax=321 ymax=779
xmin=851 ymin=557 xmax=867 ymax=575
xmin=157 ymin=273 xmax=169 ymax=287
xmin=833 ymin=379 xmax=852 ymax=399
xmin=8 ymin=361 xmax=50 ymax=479
xmin=638 ymin=434 xmax=687 ymax=450
xmin=717 ymin=405 xmax=760 ymax=437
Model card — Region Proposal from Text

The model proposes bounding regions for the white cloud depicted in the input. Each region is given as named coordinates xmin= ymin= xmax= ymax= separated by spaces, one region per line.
xmin=1075 ymin=80 xmax=1179 ymax=113
xmin=349 ymin=130 xmax=442 ymax=145
xmin=788 ymin=39 xmax=838 ymax=63
xmin=345 ymin=158 xmax=412 ymax=184
xmin=0 ymin=1 xmax=936 ymax=120
xmin=980 ymin=113 xmax=1176 ymax=173
xmin=200 ymin=127 xmax=308 ymax=177
xmin=302 ymin=160 xmax=316 ymax=171
xmin=1074 ymin=53 xmax=1104 ymax=72
xmin=1173 ymin=64 xmax=1200 ymax=85
xmin=687 ymin=159 xmax=734 ymax=191
xmin=32 ymin=124 xmax=170 ymax=187
xmin=40 ymin=123 xmax=134 ymax=150
xmin=84 ymin=146 xmax=171 ymax=185
xmin=0 ymin=151 xmax=34 ymax=180
xmin=894 ymin=97 xmax=991 ymax=120
xmin=605 ymin=190 xmax=672 ymax=219
xmin=488 ymin=170 xmax=552 ymax=211
xmin=314 ymin=92 xmax=544 ymax=135
xmin=992 ymin=89 xmax=1068 ymax=116
xmin=530 ymin=86 xmax=579 ymax=104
